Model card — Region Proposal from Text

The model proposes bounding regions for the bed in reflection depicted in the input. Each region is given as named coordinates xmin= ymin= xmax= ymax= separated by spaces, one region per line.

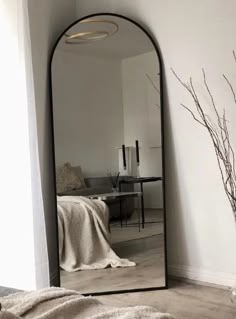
xmin=57 ymin=195 xmax=135 ymax=271
xmin=57 ymin=191 xmax=165 ymax=293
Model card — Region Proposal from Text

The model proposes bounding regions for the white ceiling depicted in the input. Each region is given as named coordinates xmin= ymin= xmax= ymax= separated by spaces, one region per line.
xmin=56 ymin=15 xmax=155 ymax=59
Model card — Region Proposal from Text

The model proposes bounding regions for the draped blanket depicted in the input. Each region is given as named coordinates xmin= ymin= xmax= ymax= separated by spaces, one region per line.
xmin=57 ymin=196 xmax=135 ymax=271
xmin=0 ymin=287 xmax=175 ymax=319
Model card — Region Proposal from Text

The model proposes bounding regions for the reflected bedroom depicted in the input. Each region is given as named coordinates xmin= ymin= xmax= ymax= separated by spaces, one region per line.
xmin=51 ymin=15 xmax=166 ymax=294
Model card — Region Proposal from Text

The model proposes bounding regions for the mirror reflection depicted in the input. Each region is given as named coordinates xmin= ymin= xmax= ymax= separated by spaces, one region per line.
xmin=51 ymin=14 xmax=166 ymax=294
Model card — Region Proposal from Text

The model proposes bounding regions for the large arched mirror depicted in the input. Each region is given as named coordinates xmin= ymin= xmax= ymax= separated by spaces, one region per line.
xmin=50 ymin=13 xmax=167 ymax=295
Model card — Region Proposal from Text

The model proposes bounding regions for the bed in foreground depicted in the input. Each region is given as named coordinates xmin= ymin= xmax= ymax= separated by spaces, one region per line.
xmin=0 ymin=287 xmax=174 ymax=319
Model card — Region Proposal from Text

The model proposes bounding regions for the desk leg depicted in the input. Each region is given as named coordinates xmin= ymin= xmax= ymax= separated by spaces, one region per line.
xmin=137 ymin=197 xmax=141 ymax=232
xmin=119 ymin=198 xmax=123 ymax=227
xmin=125 ymin=199 xmax=128 ymax=225
xmin=140 ymin=182 xmax=145 ymax=228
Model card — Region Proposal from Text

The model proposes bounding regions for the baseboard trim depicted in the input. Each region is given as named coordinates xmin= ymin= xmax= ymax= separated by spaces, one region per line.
xmin=168 ymin=264 xmax=236 ymax=288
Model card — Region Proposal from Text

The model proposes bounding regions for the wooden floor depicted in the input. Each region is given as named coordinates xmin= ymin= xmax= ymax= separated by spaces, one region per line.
xmin=61 ymin=209 xmax=166 ymax=294
xmin=61 ymin=233 xmax=165 ymax=293
xmin=96 ymin=279 xmax=236 ymax=319
xmin=59 ymin=208 xmax=236 ymax=317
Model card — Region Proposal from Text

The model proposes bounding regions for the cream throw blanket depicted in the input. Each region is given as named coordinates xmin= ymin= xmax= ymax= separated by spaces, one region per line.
xmin=0 ymin=287 xmax=174 ymax=319
xmin=57 ymin=196 xmax=135 ymax=271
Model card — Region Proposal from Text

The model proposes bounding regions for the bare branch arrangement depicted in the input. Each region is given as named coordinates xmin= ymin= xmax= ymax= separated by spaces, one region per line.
xmin=107 ymin=171 xmax=120 ymax=190
xmin=172 ymin=51 xmax=236 ymax=219
xmin=146 ymin=73 xmax=160 ymax=108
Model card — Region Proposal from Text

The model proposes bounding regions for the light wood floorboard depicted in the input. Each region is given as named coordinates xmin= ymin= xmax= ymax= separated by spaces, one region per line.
xmin=96 ymin=280 xmax=236 ymax=319
xmin=61 ymin=209 xmax=165 ymax=294
xmin=61 ymin=233 xmax=165 ymax=293
xmin=60 ymin=207 xmax=236 ymax=317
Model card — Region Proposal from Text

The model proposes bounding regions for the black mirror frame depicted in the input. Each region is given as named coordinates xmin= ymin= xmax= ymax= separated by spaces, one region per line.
xmin=49 ymin=12 xmax=168 ymax=296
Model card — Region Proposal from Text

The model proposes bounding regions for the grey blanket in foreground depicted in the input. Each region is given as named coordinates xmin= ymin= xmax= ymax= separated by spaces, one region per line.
xmin=0 ymin=287 xmax=175 ymax=319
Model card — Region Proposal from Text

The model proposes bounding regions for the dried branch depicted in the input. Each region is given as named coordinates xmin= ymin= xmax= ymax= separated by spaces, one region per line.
xmin=146 ymin=73 xmax=160 ymax=94
xmin=146 ymin=73 xmax=160 ymax=108
xmin=171 ymin=53 xmax=236 ymax=217
xmin=233 ymin=50 xmax=236 ymax=64
xmin=223 ymin=74 xmax=236 ymax=104
xmin=180 ymin=103 xmax=205 ymax=127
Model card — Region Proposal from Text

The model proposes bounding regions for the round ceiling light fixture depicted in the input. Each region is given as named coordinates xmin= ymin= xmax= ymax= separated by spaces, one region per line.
xmin=64 ymin=19 xmax=119 ymax=44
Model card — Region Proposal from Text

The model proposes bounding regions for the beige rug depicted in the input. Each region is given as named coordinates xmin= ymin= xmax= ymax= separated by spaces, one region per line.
xmin=0 ymin=287 xmax=174 ymax=319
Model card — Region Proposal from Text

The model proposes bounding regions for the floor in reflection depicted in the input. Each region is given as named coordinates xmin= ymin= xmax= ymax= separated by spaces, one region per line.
xmin=61 ymin=209 xmax=165 ymax=293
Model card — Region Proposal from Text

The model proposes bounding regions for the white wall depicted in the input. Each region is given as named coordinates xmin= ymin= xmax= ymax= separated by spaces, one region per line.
xmin=0 ymin=0 xmax=38 ymax=290
xmin=76 ymin=0 xmax=236 ymax=287
xmin=52 ymin=50 xmax=124 ymax=177
xmin=28 ymin=0 xmax=76 ymax=286
xmin=121 ymin=51 xmax=163 ymax=208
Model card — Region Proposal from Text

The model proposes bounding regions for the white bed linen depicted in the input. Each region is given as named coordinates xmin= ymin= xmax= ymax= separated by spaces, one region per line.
xmin=57 ymin=196 xmax=135 ymax=271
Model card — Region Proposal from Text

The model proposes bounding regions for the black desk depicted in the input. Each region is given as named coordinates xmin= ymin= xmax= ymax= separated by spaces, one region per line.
xmin=119 ymin=177 xmax=162 ymax=228
xmin=87 ymin=191 xmax=142 ymax=230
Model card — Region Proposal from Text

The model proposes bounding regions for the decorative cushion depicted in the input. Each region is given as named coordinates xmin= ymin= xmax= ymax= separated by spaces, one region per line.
xmin=56 ymin=162 xmax=85 ymax=193
xmin=71 ymin=165 xmax=86 ymax=188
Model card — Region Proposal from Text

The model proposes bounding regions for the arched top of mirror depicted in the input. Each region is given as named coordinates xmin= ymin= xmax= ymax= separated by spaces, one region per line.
xmin=53 ymin=15 xmax=160 ymax=61
xmin=51 ymin=14 xmax=162 ymax=174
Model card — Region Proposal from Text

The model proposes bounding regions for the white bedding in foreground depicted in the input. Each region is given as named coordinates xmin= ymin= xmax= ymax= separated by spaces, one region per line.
xmin=0 ymin=287 xmax=175 ymax=319
xmin=57 ymin=196 xmax=135 ymax=272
